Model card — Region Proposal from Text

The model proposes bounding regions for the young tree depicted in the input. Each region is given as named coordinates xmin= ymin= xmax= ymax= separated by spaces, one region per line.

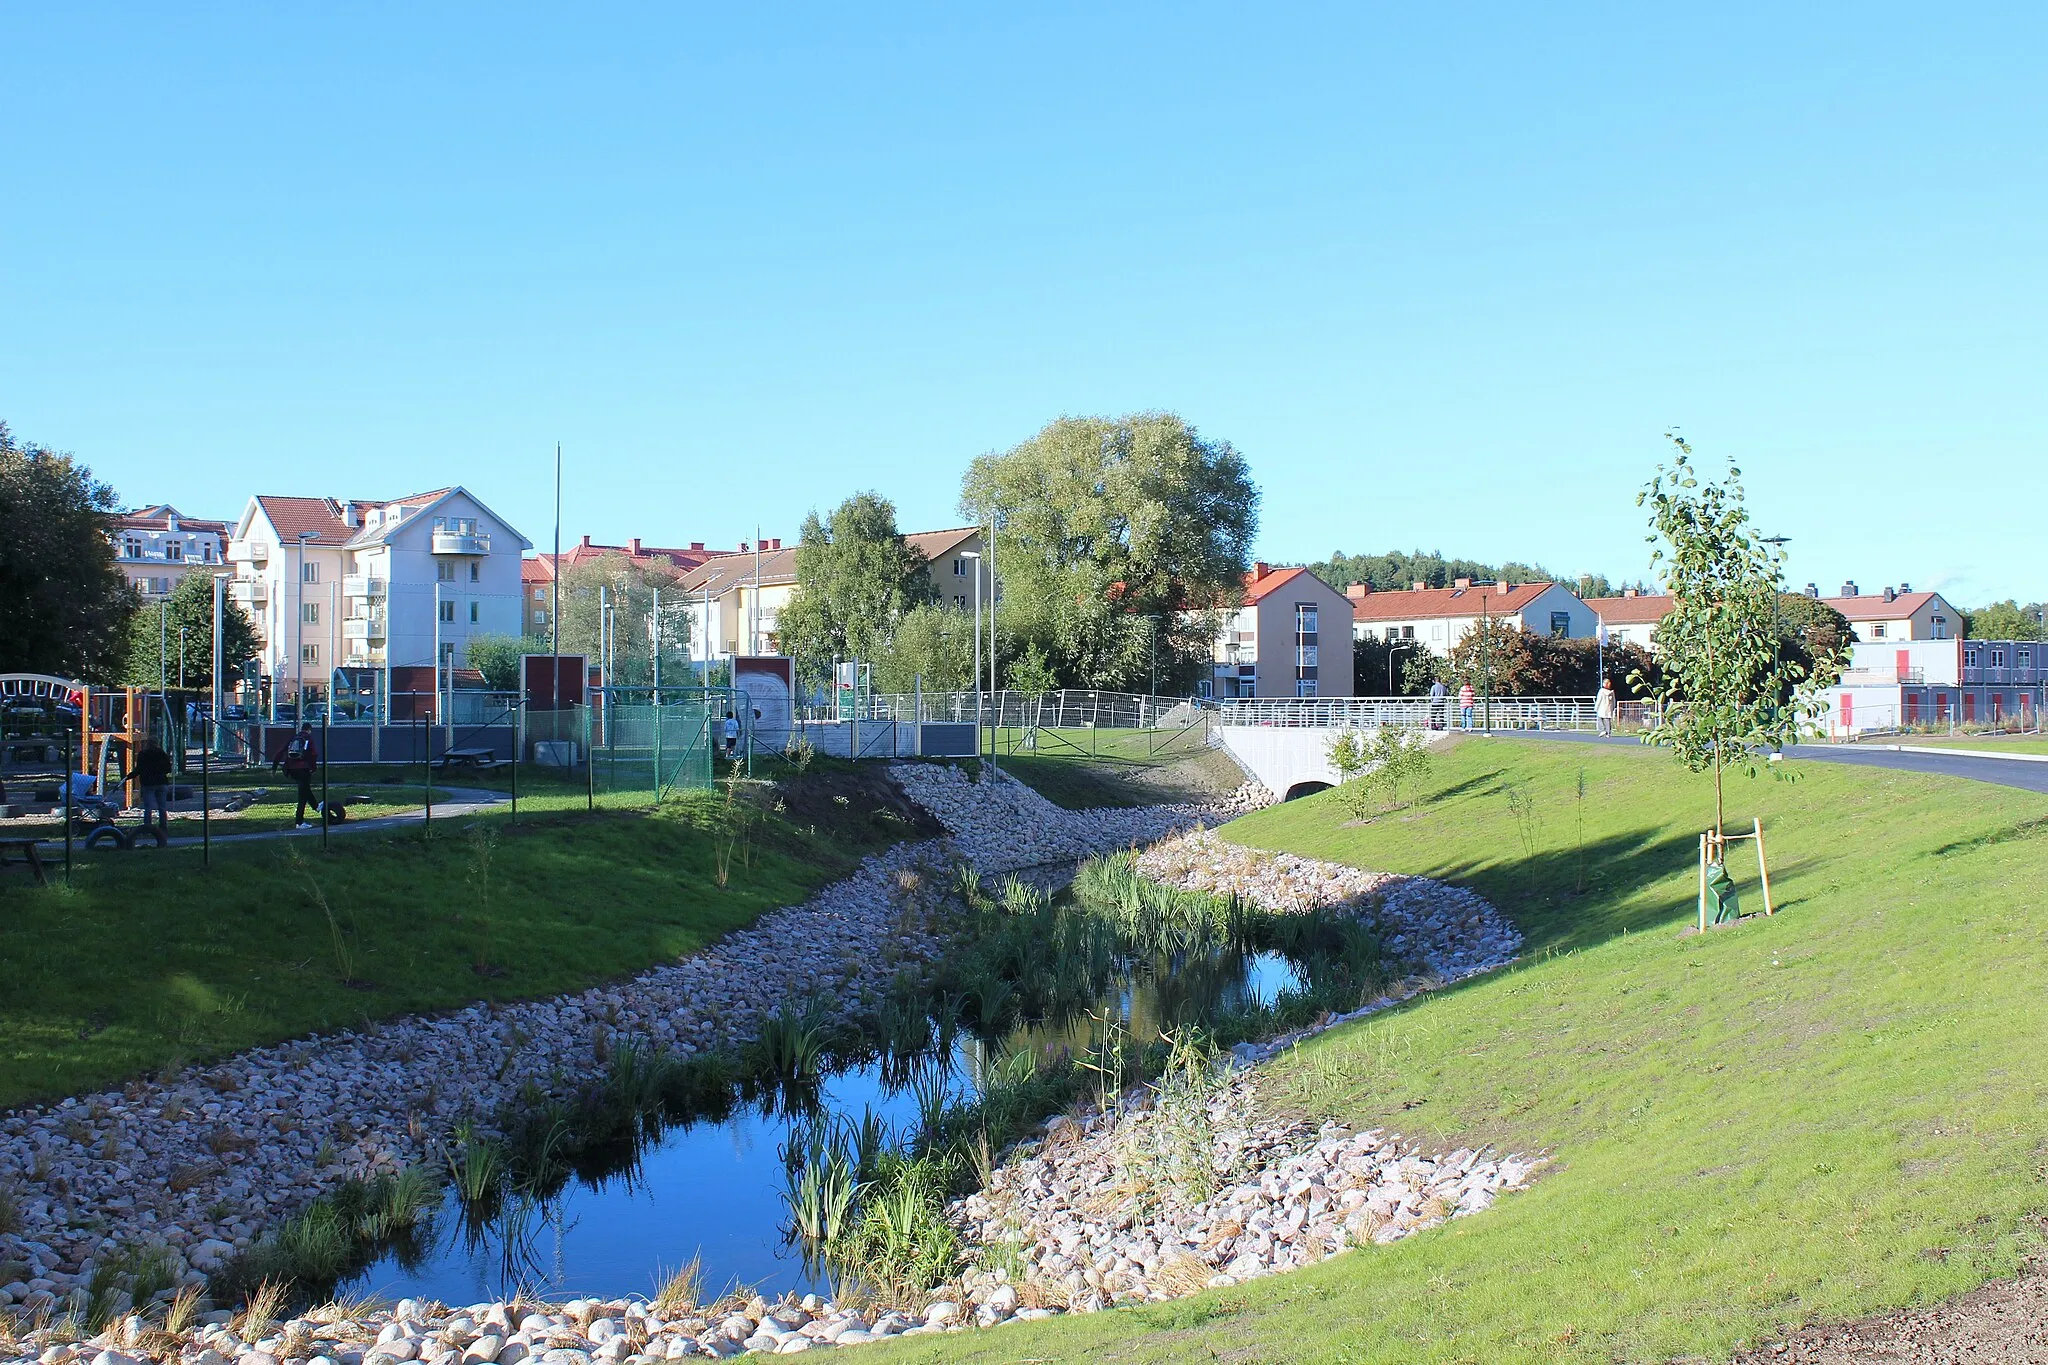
xmin=0 ymin=423 xmax=137 ymax=679
xmin=121 ymin=573 xmax=260 ymax=691
xmin=1635 ymin=436 xmax=1827 ymax=841
xmin=960 ymin=412 xmax=1257 ymax=690
xmin=464 ymin=633 xmax=552 ymax=692
xmin=778 ymin=493 xmax=934 ymax=671
xmin=553 ymin=554 xmax=690 ymax=686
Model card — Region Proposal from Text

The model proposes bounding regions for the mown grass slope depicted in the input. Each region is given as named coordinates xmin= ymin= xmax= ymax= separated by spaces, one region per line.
xmin=862 ymin=736 xmax=2048 ymax=1363
xmin=0 ymin=781 xmax=889 ymax=1107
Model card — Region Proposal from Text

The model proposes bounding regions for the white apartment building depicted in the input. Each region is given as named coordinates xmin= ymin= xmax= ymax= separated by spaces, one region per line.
xmin=110 ymin=505 xmax=229 ymax=598
xmin=1589 ymin=582 xmax=1964 ymax=653
xmin=1346 ymin=580 xmax=1599 ymax=655
xmin=226 ymin=488 xmax=531 ymax=703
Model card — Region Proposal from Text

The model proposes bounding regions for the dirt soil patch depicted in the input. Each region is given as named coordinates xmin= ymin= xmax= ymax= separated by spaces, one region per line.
xmin=1731 ymin=1268 xmax=2048 ymax=1362
xmin=772 ymin=763 xmax=948 ymax=845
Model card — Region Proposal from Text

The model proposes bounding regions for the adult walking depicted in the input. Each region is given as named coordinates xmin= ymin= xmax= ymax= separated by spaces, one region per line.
xmin=273 ymin=722 xmax=320 ymax=829
xmin=1596 ymin=679 xmax=1617 ymax=737
xmin=1458 ymin=680 xmax=1477 ymax=732
xmin=1428 ymin=676 xmax=1449 ymax=730
xmin=135 ymin=739 xmax=174 ymax=845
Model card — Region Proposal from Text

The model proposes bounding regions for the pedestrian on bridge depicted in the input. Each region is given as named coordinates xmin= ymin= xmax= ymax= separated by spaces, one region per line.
xmin=1458 ymin=681 xmax=1476 ymax=731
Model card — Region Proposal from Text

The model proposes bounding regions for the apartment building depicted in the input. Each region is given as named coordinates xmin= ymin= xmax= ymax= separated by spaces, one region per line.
xmin=110 ymin=505 xmax=229 ymax=598
xmin=520 ymin=534 xmax=738 ymax=636
xmin=1590 ymin=582 xmax=1964 ymax=653
xmin=1346 ymin=580 xmax=1598 ymax=655
xmin=1815 ymin=636 xmax=2044 ymax=735
xmin=226 ymin=488 xmax=531 ymax=702
xmin=1204 ymin=564 xmax=1356 ymax=699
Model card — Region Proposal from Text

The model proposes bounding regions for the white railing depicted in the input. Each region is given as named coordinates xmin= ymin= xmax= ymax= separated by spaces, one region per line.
xmin=431 ymin=531 xmax=491 ymax=555
xmin=1218 ymin=694 xmax=1603 ymax=731
xmin=797 ymin=688 xmax=1208 ymax=732
xmin=228 ymin=579 xmax=268 ymax=604
xmin=343 ymin=575 xmax=387 ymax=598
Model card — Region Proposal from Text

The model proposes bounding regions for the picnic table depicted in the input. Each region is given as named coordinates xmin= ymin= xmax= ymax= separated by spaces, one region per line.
xmin=434 ymin=748 xmax=500 ymax=772
xmin=0 ymin=837 xmax=60 ymax=886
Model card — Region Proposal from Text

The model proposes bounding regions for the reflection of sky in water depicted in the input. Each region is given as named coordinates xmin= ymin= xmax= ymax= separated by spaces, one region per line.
xmin=350 ymin=952 xmax=1301 ymax=1306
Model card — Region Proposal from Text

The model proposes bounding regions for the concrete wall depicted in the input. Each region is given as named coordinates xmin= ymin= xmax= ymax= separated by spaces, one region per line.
xmin=1214 ymin=724 xmax=1346 ymax=799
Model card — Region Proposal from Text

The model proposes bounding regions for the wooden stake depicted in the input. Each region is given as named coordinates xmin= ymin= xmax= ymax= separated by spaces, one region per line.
xmin=1698 ymin=831 xmax=1709 ymax=934
xmin=1754 ymin=816 xmax=1774 ymax=915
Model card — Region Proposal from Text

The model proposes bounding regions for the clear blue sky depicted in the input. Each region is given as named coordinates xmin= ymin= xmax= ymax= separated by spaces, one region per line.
xmin=3 ymin=5 xmax=2042 ymax=603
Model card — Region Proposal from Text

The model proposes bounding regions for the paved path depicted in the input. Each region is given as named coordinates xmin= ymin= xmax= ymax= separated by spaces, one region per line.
xmin=21 ymin=786 xmax=510 ymax=856
xmin=1499 ymin=730 xmax=2048 ymax=796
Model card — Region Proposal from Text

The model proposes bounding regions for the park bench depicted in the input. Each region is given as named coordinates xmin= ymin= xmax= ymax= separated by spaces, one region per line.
xmin=434 ymin=748 xmax=500 ymax=772
xmin=0 ymin=837 xmax=60 ymax=886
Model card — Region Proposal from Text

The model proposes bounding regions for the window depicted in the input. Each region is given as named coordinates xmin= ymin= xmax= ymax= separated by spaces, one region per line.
xmin=1549 ymin=611 xmax=1570 ymax=638
xmin=303 ymin=602 xmax=319 ymax=625
xmin=954 ymin=558 xmax=968 ymax=576
xmin=1402 ymin=625 xmax=1415 ymax=640
xmin=437 ymin=562 xmax=455 ymax=581
xmin=1931 ymin=615 xmax=1948 ymax=639
xmin=121 ymin=536 xmax=144 ymax=558
xmin=469 ymin=601 xmax=479 ymax=623
xmin=165 ymin=540 xmax=184 ymax=562
xmin=953 ymin=594 xmax=968 ymax=609
xmin=1870 ymin=623 xmax=1886 ymax=639
xmin=301 ymin=644 xmax=319 ymax=666
xmin=1295 ymin=678 xmax=1318 ymax=697
xmin=1295 ymin=605 xmax=1318 ymax=642
xmin=1991 ymin=647 xmax=2006 ymax=668
xmin=302 ymin=561 xmax=319 ymax=583
xmin=532 ymin=608 xmax=549 ymax=624
xmin=202 ymin=543 xmax=214 ymax=562
xmin=533 ymin=587 xmax=547 ymax=601
xmin=439 ymin=600 xmax=456 ymax=623
xmin=2021 ymin=648 xmax=2033 ymax=669
xmin=469 ymin=562 xmax=480 ymax=582
xmin=1964 ymin=647 xmax=1979 ymax=668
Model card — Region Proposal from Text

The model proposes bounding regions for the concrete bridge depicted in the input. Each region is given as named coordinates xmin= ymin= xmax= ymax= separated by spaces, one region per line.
xmin=1213 ymin=696 xmax=1600 ymax=800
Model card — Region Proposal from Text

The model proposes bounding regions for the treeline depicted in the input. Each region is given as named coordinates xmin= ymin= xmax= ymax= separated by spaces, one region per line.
xmin=1296 ymin=548 xmax=1638 ymax=601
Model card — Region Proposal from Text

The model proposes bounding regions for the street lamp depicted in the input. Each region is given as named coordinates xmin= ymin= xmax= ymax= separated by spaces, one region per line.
xmin=1389 ymin=640 xmax=1419 ymax=694
xmin=959 ymin=551 xmax=983 ymax=755
xmin=293 ymin=531 xmax=318 ymax=723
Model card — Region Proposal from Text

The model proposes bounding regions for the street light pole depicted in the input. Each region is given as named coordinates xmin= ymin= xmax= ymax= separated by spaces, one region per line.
xmin=1390 ymin=641 xmax=1418 ymax=694
xmin=961 ymin=550 xmax=983 ymax=757
xmin=295 ymin=531 xmax=317 ymax=723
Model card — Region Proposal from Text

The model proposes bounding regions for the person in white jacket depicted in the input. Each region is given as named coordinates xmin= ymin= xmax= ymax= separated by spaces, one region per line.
xmin=1596 ymin=680 xmax=1617 ymax=736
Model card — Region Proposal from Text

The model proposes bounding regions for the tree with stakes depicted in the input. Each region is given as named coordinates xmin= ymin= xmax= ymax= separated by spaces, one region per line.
xmin=1634 ymin=435 xmax=1827 ymax=849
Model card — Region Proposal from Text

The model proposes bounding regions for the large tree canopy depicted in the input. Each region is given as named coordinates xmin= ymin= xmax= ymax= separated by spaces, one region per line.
xmin=958 ymin=412 xmax=1258 ymax=691
xmin=553 ymin=554 xmax=691 ymax=687
xmin=1300 ymin=548 xmax=1631 ymax=600
xmin=0 ymin=423 xmax=136 ymax=680
xmin=1962 ymin=599 xmax=2047 ymax=641
xmin=121 ymin=573 xmax=260 ymax=691
xmin=779 ymin=493 xmax=933 ymax=674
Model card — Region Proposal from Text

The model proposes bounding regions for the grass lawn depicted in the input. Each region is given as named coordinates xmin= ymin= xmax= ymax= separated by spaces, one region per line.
xmin=1877 ymin=735 xmax=2048 ymax=756
xmin=861 ymin=735 xmax=2048 ymax=1363
xmin=991 ymin=729 xmax=1242 ymax=810
xmin=0 ymin=782 xmax=883 ymax=1108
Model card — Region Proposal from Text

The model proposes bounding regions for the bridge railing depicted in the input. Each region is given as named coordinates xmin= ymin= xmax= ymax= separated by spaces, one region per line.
xmin=1218 ymin=694 xmax=1608 ymax=731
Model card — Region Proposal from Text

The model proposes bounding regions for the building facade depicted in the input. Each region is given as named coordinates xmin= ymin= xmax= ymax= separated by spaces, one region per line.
xmin=1346 ymin=580 xmax=1597 ymax=656
xmin=1819 ymin=583 xmax=1959 ymax=641
xmin=110 ymin=505 xmax=229 ymax=598
xmin=1204 ymin=565 xmax=1356 ymax=699
xmin=1815 ymin=636 xmax=2044 ymax=735
xmin=227 ymin=488 xmax=530 ymax=704
xmin=522 ymin=535 xmax=739 ymax=637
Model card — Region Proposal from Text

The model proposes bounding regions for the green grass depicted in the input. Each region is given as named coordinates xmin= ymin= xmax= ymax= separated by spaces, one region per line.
xmin=0 ymin=789 xmax=873 ymax=1107
xmin=1878 ymin=735 xmax=2048 ymax=755
xmin=860 ymin=735 xmax=2048 ymax=1363
xmin=988 ymin=728 xmax=1240 ymax=810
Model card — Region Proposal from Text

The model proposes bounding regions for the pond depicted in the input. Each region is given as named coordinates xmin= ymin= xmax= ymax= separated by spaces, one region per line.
xmin=346 ymin=949 xmax=1303 ymax=1305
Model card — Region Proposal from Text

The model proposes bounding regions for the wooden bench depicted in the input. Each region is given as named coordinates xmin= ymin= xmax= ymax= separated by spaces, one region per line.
xmin=0 ymin=837 xmax=59 ymax=886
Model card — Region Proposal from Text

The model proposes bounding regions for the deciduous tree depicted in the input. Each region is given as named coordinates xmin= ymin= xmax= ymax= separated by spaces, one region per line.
xmin=779 ymin=493 xmax=934 ymax=676
xmin=0 ymin=423 xmax=136 ymax=680
xmin=553 ymin=554 xmax=690 ymax=686
xmin=121 ymin=572 xmax=260 ymax=691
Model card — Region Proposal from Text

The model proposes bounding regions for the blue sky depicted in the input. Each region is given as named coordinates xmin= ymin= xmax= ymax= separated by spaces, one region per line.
xmin=3 ymin=5 xmax=2042 ymax=603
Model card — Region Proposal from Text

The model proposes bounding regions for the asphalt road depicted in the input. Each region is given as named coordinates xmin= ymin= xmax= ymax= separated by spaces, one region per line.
xmin=1501 ymin=730 xmax=2048 ymax=796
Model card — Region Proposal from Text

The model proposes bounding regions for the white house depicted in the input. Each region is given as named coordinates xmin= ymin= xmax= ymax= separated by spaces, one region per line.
xmin=1584 ymin=590 xmax=1668 ymax=651
xmin=227 ymin=488 xmax=531 ymax=707
xmin=1819 ymin=582 xmax=1960 ymax=642
xmin=1345 ymin=580 xmax=1598 ymax=656
xmin=110 ymin=505 xmax=229 ymax=599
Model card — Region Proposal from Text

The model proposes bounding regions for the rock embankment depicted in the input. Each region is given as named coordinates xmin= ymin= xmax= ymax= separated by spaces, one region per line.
xmin=950 ymin=1070 xmax=1545 ymax=1309
xmin=886 ymin=763 xmax=1224 ymax=869
xmin=0 ymin=845 xmax=950 ymax=1318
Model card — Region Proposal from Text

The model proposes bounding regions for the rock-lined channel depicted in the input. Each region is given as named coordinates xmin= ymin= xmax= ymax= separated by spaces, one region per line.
xmin=2 ymin=762 xmax=1540 ymax=1362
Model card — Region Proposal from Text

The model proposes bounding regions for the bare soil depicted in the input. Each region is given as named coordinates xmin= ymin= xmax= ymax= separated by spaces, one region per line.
xmin=1730 ymin=1269 xmax=2048 ymax=1363
xmin=770 ymin=762 xmax=948 ymax=844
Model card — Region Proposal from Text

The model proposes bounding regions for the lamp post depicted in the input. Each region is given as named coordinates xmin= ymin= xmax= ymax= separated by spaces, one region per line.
xmin=294 ymin=531 xmax=317 ymax=723
xmin=960 ymin=551 xmax=982 ymax=756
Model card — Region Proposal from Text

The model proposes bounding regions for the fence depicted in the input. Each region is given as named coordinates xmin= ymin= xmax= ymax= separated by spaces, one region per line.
xmin=1217 ymin=694 xmax=1609 ymax=732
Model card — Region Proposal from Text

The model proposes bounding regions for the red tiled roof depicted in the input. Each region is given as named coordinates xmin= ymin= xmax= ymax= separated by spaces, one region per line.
xmin=253 ymin=495 xmax=355 ymax=546
xmin=1347 ymin=581 xmax=1556 ymax=622
xmin=1823 ymin=592 xmax=1943 ymax=621
xmin=1243 ymin=566 xmax=1311 ymax=603
xmin=115 ymin=505 xmax=229 ymax=533
xmin=521 ymin=557 xmax=554 ymax=584
xmin=1585 ymin=594 xmax=1674 ymax=625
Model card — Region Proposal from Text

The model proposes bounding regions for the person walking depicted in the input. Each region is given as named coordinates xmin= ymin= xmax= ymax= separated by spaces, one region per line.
xmin=722 ymin=711 xmax=740 ymax=760
xmin=135 ymin=739 xmax=174 ymax=844
xmin=1596 ymin=679 xmax=1617 ymax=737
xmin=273 ymin=722 xmax=320 ymax=829
xmin=1428 ymin=677 xmax=1449 ymax=730
xmin=1458 ymin=680 xmax=1476 ymax=732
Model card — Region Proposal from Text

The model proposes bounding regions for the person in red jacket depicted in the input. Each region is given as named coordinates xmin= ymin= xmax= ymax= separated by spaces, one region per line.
xmin=273 ymin=723 xmax=319 ymax=829
xmin=1458 ymin=680 xmax=1477 ymax=731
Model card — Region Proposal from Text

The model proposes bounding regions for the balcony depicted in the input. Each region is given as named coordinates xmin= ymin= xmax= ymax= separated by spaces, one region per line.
xmin=431 ymin=531 xmax=491 ymax=555
xmin=342 ymin=613 xmax=387 ymax=641
xmin=228 ymin=539 xmax=268 ymax=564
xmin=228 ymin=579 xmax=268 ymax=605
xmin=342 ymin=575 xmax=387 ymax=598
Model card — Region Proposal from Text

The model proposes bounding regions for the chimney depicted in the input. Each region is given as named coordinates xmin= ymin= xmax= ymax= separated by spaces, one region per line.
xmin=1412 ymin=580 xmax=1426 ymax=591
xmin=771 ymin=538 xmax=782 ymax=550
xmin=1454 ymin=577 xmax=1473 ymax=590
xmin=1883 ymin=586 xmax=1896 ymax=603
xmin=739 ymin=541 xmax=749 ymax=554
xmin=166 ymin=512 xmax=180 ymax=534
xmin=1346 ymin=582 xmax=1369 ymax=599
xmin=1899 ymin=582 xmax=1912 ymax=593
xmin=628 ymin=537 xmax=643 ymax=555
xmin=691 ymin=542 xmax=704 ymax=552
xmin=1622 ymin=588 xmax=1638 ymax=598
xmin=1806 ymin=583 xmax=1819 ymax=597
xmin=1250 ymin=562 xmax=1270 ymax=581
xmin=580 ymin=535 xmax=593 ymax=550
xmin=1840 ymin=581 xmax=1858 ymax=597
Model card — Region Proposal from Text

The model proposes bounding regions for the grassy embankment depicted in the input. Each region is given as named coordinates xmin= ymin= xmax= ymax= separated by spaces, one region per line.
xmin=862 ymin=736 xmax=2048 ymax=1364
xmin=988 ymin=727 xmax=1244 ymax=810
xmin=0 ymin=767 xmax=912 ymax=1107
